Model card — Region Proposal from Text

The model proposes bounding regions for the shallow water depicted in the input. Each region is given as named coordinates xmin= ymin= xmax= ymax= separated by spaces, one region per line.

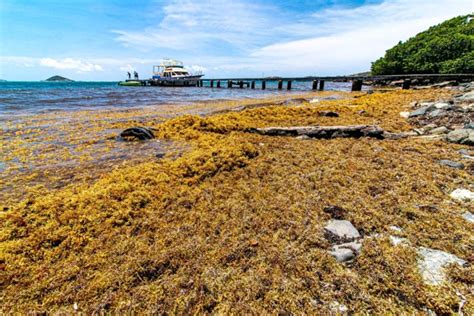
xmin=0 ymin=81 xmax=354 ymax=116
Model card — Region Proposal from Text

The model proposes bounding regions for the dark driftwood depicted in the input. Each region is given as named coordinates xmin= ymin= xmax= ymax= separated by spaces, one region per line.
xmin=248 ymin=125 xmax=385 ymax=139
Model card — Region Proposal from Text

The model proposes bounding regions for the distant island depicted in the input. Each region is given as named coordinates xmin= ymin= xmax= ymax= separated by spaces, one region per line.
xmin=45 ymin=75 xmax=74 ymax=82
xmin=0 ymin=79 xmax=7 ymax=82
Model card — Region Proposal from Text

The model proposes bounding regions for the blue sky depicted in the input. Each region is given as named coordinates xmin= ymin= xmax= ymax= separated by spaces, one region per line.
xmin=0 ymin=0 xmax=472 ymax=80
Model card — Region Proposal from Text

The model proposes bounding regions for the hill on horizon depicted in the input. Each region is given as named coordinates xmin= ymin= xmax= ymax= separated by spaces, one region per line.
xmin=45 ymin=75 xmax=74 ymax=82
xmin=371 ymin=14 xmax=474 ymax=75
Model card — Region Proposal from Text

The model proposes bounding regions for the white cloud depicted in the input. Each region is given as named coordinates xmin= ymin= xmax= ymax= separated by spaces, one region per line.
xmin=112 ymin=0 xmax=276 ymax=51
xmin=39 ymin=58 xmax=103 ymax=72
xmin=186 ymin=64 xmax=207 ymax=73
xmin=111 ymin=0 xmax=472 ymax=76
xmin=119 ymin=64 xmax=135 ymax=72
xmin=250 ymin=0 xmax=473 ymax=75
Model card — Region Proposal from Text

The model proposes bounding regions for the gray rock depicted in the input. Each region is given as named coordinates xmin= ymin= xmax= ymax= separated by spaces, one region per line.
xmin=464 ymin=132 xmax=474 ymax=145
xmin=456 ymin=91 xmax=474 ymax=102
xmin=408 ymin=105 xmax=434 ymax=117
xmin=417 ymin=247 xmax=466 ymax=285
xmin=465 ymin=122 xmax=474 ymax=129
xmin=450 ymin=188 xmax=474 ymax=201
xmin=390 ymin=236 xmax=409 ymax=246
xmin=324 ymin=220 xmax=361 ymax=242
xmin=422 ymin=123 xmax=437 ymax=131
xmin=329 ymin=248 xmax=355 ymax=262
xmin=446 ymin=129 xmax=470 ymax=144
xmin=428 ymin=109 xmax=446 ymax=118
xmin=462 ymin=211 xmax=474 ymax=223
xmin=295 ymin=135 xmax=311 ymax=140
xmin=329 ymin=301 xmax=349 ymax=313
xmin=458 ymin=149 xmax=474 ymax=159
xmin=434 ymin=102 xmax=453 ymax=110
xmin=429 ymin=126 xmax=449 ymax=135
xmin=438 ymin=159 xmax=464 ymax=169
xmin=413 ymin=128 xmax=425 ymax=135
xmin=389 ymin=225 xmax=403 ymax=232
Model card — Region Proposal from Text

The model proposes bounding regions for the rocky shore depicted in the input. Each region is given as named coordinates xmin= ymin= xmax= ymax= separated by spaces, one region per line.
xmin=1 ymin=87 xmax=473 ymax=314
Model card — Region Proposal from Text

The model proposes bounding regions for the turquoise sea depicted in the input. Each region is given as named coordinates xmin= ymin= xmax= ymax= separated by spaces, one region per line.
xmin=0 ymin=81 xmax=354 ymax=115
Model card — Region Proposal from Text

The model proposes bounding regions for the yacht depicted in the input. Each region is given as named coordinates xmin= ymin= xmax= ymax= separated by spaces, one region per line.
xmin=150 ymin=59 xmax=203 ymax=86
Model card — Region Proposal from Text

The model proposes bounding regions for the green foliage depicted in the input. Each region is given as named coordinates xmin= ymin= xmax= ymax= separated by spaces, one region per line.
xmin=372 ymin=15 xmax=474 ymax=74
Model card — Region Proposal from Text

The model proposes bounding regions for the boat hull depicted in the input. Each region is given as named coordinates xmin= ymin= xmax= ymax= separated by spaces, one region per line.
xmin=118 ymin=80 xmax=145 ymax=86
xmin=149 ymin=75 xmax=202 ymax=87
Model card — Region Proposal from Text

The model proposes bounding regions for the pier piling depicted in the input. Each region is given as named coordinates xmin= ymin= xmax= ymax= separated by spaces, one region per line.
xmin=217 ymin=80 xmax=221 ymax=88
xmin=312 ymin=80 xmax=318 ymax=90
xmin=319 ymin=80 xmax=325 ymax=91
xmin=262 ymin=81 xmax=266 ymax=90
xmin=239 ymin=81 xmax=244 ymax=89
xmin=402 ymin=79 xmax=411 ymax=90
xmin=251 ymin=81 xmax=255 ymax=89
xmin=210 ymin=80 xmax=214 ymax=88
xmin=287 ymin=80 xmax=292 ymax=90
xmin=227 ymin=80 xmax=232 ymax=88
xmin=351 ymin=80 xmax=363 ymax=92
xmin=278 ymin=80 xmax=283 ymax=90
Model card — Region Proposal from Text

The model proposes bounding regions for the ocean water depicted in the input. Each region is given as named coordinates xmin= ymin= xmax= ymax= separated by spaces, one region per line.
xmin=0 ymin=81 xmax=354 ymax=116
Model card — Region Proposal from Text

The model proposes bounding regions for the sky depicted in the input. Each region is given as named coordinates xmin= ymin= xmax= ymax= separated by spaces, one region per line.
xmin=0 ymin=0 xmax=472 ymax=81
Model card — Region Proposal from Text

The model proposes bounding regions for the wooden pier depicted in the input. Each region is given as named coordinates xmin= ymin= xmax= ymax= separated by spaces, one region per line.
xmin=196 ymin=74 xmax=474 ymax=91
xmin=129 ymin=74 xmax=474 ymax=91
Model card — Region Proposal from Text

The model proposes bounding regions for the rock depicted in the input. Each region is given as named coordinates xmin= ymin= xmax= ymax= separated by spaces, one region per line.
xmin=413 ymin=128 xmax=425 ymax=135
xmin=429 ymin=126 xmax=449 ymax=135
xmin=458 ymin=149 xmax=474 ymax=160
xmin=324 ymin=220 xmax=361 ymax=243
xmin=156 ymin=152 xmax=166 ymax=159
xmin=434 ymin=102 xmax=453 ymax=110
xmin=408 ymin=105 xmax=433 ymax=117
xmin=295 ymin=135 xmax=311 ymax=140
xmin=417 ymin=247 xmax=466 ymax=285
xmin=465 ymin=122 xmax=474 ymax=129
xmin=438 ymin=159 xmax=465 ymax=169
xmin=450 ymin=188 xmax=474 ymax=201
xmin=317 ymin=111 xmax=339 ymax=117
xmin=456 ymin=91 xmax=474 ymax=102
xmin=389 ymin=225 xmax=403 ymax=232
xmin=120 ymin=127 xmax=155 ymax=140
xmin=428 ymin=109 xmax=446 ymax=118
xmin=465 ymin=132 xmax=474 ymax=145
xmin=329 ymin=241 xmax=363 ymax=262
xmin=329 ymin=301 xmax=348 ymax=313
xmin=390 ymin=236 xmax=409 ymax=246
xmin=417 ymin=135 xmax=446 ymax=141
xmin=329 ymin=247 xmax=355 ymax=262
xmin=399 ymin=111 xmax=410 ymax=118
xmin=446 ymin=129 xmax=470 ymax=144
xmin=423 ymin=124 xmax=438 ymax=132
xmin=309 ymin=98 xmax=320 ymax=103
xmin=462 ymin=211 xmax=474 ymax=223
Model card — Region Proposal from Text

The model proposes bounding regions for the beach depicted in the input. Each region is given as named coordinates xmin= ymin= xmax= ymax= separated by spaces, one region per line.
xmin=1 ymin=85 xmax=473 ymax=313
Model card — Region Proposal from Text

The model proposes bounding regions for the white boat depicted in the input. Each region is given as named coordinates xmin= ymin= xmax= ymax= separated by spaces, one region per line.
xmin=150 ymin=59 xmax=203 ymax=87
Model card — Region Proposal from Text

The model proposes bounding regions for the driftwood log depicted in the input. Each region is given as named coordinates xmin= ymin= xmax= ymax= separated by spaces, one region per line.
xmin=248 ymin=125 xmax=385 ymax=139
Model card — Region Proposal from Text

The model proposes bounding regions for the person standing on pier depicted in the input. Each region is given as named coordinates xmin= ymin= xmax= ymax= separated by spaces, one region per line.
xmin=134 ymin=71 xmax=139 ymax=80
xmin=127 ymin=72 xmax=131 ymax=79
